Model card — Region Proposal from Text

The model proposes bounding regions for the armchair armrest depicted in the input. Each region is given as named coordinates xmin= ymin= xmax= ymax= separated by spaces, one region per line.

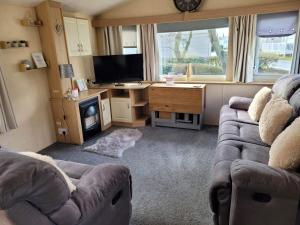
xmin=229 ymin=96 xmax=253 ymax=110
xmin=230 ymin=160 xmax=300 ymax=225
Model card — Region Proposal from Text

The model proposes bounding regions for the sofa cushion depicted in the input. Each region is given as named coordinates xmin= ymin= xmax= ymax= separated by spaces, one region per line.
xmin=259 ymin=96 xmax=293 ymax=145
xmin=248 ymin=87 xmax=272 ymax=122
xmin=272 ymin=74 xmax=300 ymax=100
xmin=214 ymin=140 xmax=270 ymax=166
xmin=229 ymin=96 xmax=253 ymax=110
xmin=219 ymin=105 xmax=258 ymax=125
xmin=218 ymin=120 xmax=268 ymax=147
xmin=20 ymin=152 xmax=76 ymax=193
xmin=269 ymin=118 xmax=300 ymax=170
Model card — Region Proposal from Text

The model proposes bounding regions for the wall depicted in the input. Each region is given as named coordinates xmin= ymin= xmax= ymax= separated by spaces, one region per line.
xmin=99 ymin=0 xmax=288 ymax=19
xmin=63 ymin=12 xmax=98 ymax=82
xmin=0 ymin=4 xmax=56 ymax=152
xmin=204 ymin=83 xmax=271 ymax=125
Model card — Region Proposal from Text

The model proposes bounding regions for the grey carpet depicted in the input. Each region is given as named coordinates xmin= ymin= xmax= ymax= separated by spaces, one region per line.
xmin=41 ymin=126 xmax=218 ymax=225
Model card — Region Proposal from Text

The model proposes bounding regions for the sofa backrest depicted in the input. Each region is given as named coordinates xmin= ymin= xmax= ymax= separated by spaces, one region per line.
xmin=289 ymin=89 xmax=300 ymax=118
xmin=0 ymin=151 xmax=70 ymax=215
xmin=272 ymin=74 xmax=300 ymax=100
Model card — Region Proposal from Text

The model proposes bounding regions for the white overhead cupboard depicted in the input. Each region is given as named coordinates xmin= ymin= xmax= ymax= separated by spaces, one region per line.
xmin=63 ymin=17 xmax=92 ymax=56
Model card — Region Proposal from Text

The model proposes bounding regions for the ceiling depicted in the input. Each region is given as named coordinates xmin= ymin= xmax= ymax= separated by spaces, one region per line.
xmin=0 ymin=0 xmax=131 ymax=15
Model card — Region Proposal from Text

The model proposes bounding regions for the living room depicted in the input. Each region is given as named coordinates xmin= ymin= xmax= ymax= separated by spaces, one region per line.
xmin=0 ymin=0 xmax=300 ymax=225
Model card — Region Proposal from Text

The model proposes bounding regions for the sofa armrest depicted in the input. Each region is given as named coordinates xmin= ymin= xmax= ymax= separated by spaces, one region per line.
xmin=230 ymin=160 xmax=300 ymax=225
xmin=72 ymin=164 xmax=131 ymax=217
xmin=229 ymin=97 xmax=253 ymax=110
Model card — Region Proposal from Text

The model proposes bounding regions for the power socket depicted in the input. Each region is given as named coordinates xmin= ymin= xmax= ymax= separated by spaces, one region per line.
xmin=58 ymin=128 xmax=68 ymax=135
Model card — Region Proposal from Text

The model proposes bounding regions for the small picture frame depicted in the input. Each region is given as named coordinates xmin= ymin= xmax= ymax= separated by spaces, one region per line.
xmin=31 ymin=52 xmax=47 ymax=68
xmin=76 ymin=79 xmax=88 ymax=92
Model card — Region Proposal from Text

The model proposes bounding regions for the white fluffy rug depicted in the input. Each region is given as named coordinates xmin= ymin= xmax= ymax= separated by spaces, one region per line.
xmin=83 ymin=128 xmax=143 ymax=158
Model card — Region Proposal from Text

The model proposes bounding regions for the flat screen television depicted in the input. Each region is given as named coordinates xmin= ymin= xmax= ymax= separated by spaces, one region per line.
xmin=93 ymin=54 xmax=144 ymax=84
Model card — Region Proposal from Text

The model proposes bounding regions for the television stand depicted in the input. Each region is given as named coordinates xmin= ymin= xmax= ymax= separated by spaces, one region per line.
xmin=114 ymin=82 xmax=143 ymax=87
xmin=114 ymin=83 xmax=125 ymax=87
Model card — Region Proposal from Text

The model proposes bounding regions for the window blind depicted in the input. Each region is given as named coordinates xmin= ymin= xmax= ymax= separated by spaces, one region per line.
xmin=257 ymin=11 xmax=299 ymax=37
xmin=157 ymin=18 xmax=229 ymax=33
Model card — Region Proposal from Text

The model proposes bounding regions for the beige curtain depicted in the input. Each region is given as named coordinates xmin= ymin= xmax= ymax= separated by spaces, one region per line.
xmin=0 ymin=66 xmax=17 ymax=134
xmin=291 ymin=11 xmax=300 ymax=74
xmin=140 ymin=24 xmax=159 ymax=81
xmin=97 ymin=26 xmax=123 ymax=55
xmin=231 ymin=15 xmax=257 ymax=82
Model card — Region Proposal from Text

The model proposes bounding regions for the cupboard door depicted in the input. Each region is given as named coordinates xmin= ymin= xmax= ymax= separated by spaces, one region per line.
xmin=111 ymin=98 xmax=132 ymax=123
xmin=77 ymin=19 xmax=92 ymax=56
xmin=101 ymin=98 xmax=111 ymax=126
xmin=63 ymin=17 xmax=80 ymax=57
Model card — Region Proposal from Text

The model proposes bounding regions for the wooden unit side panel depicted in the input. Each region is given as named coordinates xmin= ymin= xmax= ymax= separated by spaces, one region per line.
xmin=63 ymin=100 xmax=83 ymax=145
xmin=149 ymin=87 xmax=204 ymax=114
xmin=36 ymin=1 xmax=71 ymax=98
xmin=50 ymin=99 xmax=71 ymax=143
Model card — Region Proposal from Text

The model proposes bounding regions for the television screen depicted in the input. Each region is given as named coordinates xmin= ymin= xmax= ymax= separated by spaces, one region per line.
xmin=93 ymin=54 xmax=144 ymax=84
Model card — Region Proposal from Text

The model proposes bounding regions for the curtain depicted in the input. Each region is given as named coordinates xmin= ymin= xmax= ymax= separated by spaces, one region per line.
xmin=0 ymin=66 xmax=17 ymax=134
xmin=291 ymin=11 xmax=300 ymax=74
xmin=231 ymin=15 xmax=257 ymax=82
xmin=97 ymin=26 xmax=123 ymax=55
xmin=140 ymin=24 xmax=159 ymax=81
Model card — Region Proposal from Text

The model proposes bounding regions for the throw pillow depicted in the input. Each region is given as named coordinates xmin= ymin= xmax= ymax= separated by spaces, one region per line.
xmin=269 ymin=117 xmax=300 ymax=170
xmin=20 ymin=152 xmax=76 ymax=193
xmin=259 ymin=96 xmax=293 ymax=145
xmin=248 ymin=87 xmax=272 ymax=121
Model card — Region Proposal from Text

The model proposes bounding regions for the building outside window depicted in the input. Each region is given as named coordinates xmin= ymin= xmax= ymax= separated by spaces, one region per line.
xmin=156 ymin=18 xmax=229 ymax=81
xmin=122 ymin=25 xmax=139 ymax=55
xmin=254 ymin=11 xmax=298 ymax=80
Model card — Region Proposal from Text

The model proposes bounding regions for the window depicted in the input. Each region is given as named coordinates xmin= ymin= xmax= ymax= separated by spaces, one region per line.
xmin=157 ymin=18 xmax=229 ymax=81
xmin=254 ymin=11 xmax=298 ymax=80
xmin=122 ymin=25 xmax=139 ymax=55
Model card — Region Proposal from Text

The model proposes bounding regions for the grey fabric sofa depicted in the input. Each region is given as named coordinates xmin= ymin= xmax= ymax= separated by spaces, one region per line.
xmin=0 ymin=151 xmax=132 ymax=225
xmin=210 ymin=75 xmax=300 ymax=225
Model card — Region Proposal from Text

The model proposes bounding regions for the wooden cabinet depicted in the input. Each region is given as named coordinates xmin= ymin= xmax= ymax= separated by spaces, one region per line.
xmin=51 ymin=89 xmax=111 ymax=145
xmin=111 ymin=98 xmax=133 ymax=123
xmin=63 ymin=17 xmax=92 ymax=56
xmin=95 ymin=84 xmax=150 ymax=127
xmin=101 ymin=98 xmax=111 ymax=126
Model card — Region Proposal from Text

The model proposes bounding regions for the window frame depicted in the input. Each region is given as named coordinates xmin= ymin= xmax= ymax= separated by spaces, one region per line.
xmin=253 ymin=35 xmax=297 ymax=82
xmin=253 ymin=11 xmax=298 ymax=82
xmin=156 ymin=22 xmax=231 ymax=82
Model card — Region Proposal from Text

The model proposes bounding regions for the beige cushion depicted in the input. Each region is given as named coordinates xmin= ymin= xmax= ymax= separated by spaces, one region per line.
xmin=19 ymin=152 xmax=76 ymax=193
xmin=269 ymin=117 xmax=300 ymax=170
xmin=248 ymin=87 xmax=272 ymax=121
xmin=259 ymin=96 xmax=293 ymax=145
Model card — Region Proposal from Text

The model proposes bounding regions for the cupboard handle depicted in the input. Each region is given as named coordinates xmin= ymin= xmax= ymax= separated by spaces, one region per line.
xmin=127 ymin=104 xmax=130 ymax=109
xmin=103 ymin=104 xmax=105 ymax=111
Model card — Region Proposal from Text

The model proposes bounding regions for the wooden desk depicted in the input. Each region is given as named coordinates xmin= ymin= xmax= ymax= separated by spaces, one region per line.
xmin=149 ymin=83 xmax=206 ymax=130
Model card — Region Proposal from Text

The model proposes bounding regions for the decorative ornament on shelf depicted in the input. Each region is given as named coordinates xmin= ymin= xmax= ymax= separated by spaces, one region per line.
xmin=174 ymin=0 xmax=202 ymax=12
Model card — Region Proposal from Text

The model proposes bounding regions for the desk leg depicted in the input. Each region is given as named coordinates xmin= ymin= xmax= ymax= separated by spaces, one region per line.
xmin=151 ymin=112 xmax=156 ymax=127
